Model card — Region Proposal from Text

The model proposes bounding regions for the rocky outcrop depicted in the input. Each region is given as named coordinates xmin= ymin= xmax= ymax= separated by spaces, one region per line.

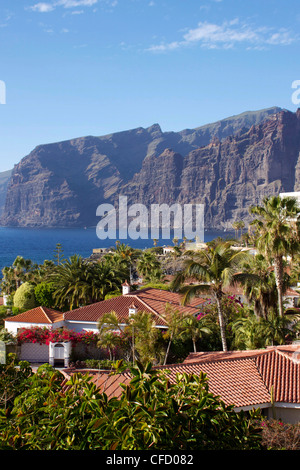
xmin=121 ymin=109 xmax=300 ymax=229
xmin=2 ymin=106 xmax=298 ymax=229
xmin=0 ymin=169 xmax=12 ymax=217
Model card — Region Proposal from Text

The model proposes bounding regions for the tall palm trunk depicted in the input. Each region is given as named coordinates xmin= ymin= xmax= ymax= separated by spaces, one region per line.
xmin=216 ymin=292 xmax=227 ymax=352
xmin=164 ymin=332 xmax=173 ymax=365
xmin=273 ymin=256 xmax=284 ymax=317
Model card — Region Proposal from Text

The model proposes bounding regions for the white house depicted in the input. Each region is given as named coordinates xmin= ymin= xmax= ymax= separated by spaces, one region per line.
xmin=4 ymin=286 xmax=205 ymax=364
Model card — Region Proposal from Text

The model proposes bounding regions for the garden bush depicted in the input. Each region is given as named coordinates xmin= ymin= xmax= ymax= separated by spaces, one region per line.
xmin=261 ymin=419 xmax=300 ymax=450
xmin=0 ymin=361 xmax=263 ymax=450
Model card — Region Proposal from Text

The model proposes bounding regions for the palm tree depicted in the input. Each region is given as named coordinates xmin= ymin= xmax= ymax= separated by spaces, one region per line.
xmin=137 ymin=251 xmax=162 ymax=282
xmin=240 ymin=253 xmax=288 ymax=319
xmin=181 ymin=315 xmax=212 ymax=353
xmin=46 ymin=255 xmax=125 ymax=310
xmin=12 ymin=256 xmax=34 ymax=288
xmin=250 ymin=195 xmax=300 ymax=317
xmin=231 ymin=311 xmax=267 ymax=350
xmin=47 ymin=255 xmax=91 ymax=310
xmin=171 ymin=241 xmax=250 ymax=351
xmin=1 ymin=266 xmax=16 ymax=295
xmin=232 ymin=221 xmax=239 ymax=240
xmin=260 ymin=311 xmax=300 ymax=346
xmin=87 ymin=260 xmax=125 ymax=302
xmin=97 ymin=311 xmax=123 ymax=335
xmin=161 ymin=303 xmax=188 ymax=365
xmin=98 ymin=331 xmax=120 ymax=361
xmin=127 ymin=311 xmax=159 ymax=364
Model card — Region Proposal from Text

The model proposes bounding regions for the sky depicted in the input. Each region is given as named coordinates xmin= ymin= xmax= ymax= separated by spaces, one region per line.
xmin=0 ymin=0 xmax=300 ymax=172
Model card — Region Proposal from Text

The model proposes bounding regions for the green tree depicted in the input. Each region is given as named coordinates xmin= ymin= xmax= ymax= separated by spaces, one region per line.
xmin=46 ymin=255 xmax=124 ymax=310
xmin=231 ymin=311 xmax=267 ymax=350
xmin=46 ymin=255 xmax=91 ymax=310
xmin=98 ymin=331 xmax=121 ymax=361
xmin=232 ymin=310 xmax=300 ymax=350
xmin=181 ymin=315 xmax=212 ymax=353
xmin=0 ymin=266 xmax=17 ymax=298
xmin=0 ymin=361 xmax=263 ymax=450
xmin=260 ymin=311 xmax=300 ymax=346
xmin=250 ymin=195 xmax=300 ymax=317
xmin=161 ymin=303 xmax=187 ymax=365
xmin=0 ymin=354 xmax=32 ymax=412
xmin=34 ymin=282 xmax=56 ymax=308
xmin=126 ymin=311 xmax=162 ymax=365
xmin=137 ymin=251 xmax=162 ymax=282
xmin=240 ymin=254 xmax=289 ymax=319
xmin=1 ymin=256 xmax=35 ymax=298
xmin=53 ymin=243 xmax=65 ymax=266
xmin=13 ymin=282 xmax=36 ymax=310
xmin=87 ymin=260 xmax=125 ymax=302
xmin=172 ymin=241 xmax=250 ymax=351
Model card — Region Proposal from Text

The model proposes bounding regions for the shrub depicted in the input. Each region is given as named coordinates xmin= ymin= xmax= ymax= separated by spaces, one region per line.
xmin=82 ymin=358 xmax=131 ymax=370
xmin=13 ymin=282 xmax=36 ymax=310
xmin=34 ymin=282 xmax=56 ymax=308
xmin=0 ymin=361 xmax=263 ymax=450
xmin=261 ymin=419 xmax=300 ymax=450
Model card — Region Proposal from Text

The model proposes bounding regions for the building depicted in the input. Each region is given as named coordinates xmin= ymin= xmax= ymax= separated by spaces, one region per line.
xmin=4 ymin=285 xmax=206 ymax=364
xmin=65 ymin=344 xmax=300 ymax=424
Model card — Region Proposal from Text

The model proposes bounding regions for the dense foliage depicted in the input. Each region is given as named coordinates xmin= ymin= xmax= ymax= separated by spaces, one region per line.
xmin=13 ymin=282 xmax=36 ymax=310
xmin=0 ymin=359 xmax=263 ymax=450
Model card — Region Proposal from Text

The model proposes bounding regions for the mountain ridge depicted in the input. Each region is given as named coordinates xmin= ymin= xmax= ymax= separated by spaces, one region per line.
xmin=1 ymin=106 xmax=294 ymax=230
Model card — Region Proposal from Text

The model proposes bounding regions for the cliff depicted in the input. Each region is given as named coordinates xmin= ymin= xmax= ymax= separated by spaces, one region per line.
xmin=2 ymin=106 xmax=298 ymax=230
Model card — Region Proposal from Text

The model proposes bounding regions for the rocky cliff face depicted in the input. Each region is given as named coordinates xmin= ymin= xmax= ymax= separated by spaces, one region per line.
xmin=2 ymin=106 xmax=298 ymax=230
xmin=122 ymin=109 xmax=300 ymax=229
xmin=0 ymin=169 xmax=12 ymax=217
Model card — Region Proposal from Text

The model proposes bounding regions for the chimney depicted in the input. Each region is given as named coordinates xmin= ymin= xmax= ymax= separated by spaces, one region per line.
xmin=122 ymin=280 xmax=131 ymax=295
xmin=129 ymin=302 xmax=138 ymax=318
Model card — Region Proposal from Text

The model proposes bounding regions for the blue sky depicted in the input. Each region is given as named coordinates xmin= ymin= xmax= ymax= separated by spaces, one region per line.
xmin=0 ymin=0 xmax=299 ymax=171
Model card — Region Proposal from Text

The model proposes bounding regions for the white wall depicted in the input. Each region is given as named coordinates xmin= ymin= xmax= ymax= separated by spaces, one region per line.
xmin=264 ymin=404 xmax=300 ymax=424
xmin=4 ymin=320 xmax=64 ymax=335
xmin=64 ymin=320 xmax=99 ymax=333
xmin=20 ymin=342 xmax=49 ymax=363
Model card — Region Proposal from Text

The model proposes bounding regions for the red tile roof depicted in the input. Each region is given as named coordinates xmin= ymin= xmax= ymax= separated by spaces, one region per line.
xmin=64 ymin=288 xmax=205 ymax=326
xmin=155 ymin=357 xmax=271 ymax=408
xmin=68 ymin=344 xmax=300 ymax=409
xmin=5 ymin=306 xmax=64 ymax=324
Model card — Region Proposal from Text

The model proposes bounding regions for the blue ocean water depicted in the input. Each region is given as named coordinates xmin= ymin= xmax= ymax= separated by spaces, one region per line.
xmin=0 ymin=226 xmax=234 ymax=273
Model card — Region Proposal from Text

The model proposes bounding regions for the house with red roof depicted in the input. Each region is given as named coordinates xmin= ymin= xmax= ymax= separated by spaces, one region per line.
xmin=63 ymin=283 xmax=205 ymax=333
xmin=5 ymin=284 xmax=205 ymax=335
xmin=4 ymin=306 xmax=64 ymax=335
xmin=4 ymin=283 xmax=300 ymax=424
xmin=62 ymin=343 xmax=300 ymax=424
xmin=4 ymin=284 xmax=206 ymax=365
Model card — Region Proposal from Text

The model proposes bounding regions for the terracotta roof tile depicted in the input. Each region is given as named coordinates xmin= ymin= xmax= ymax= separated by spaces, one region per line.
xmin=155 ymin=358 xmax=271 ymax=408
xmin=64 ymin=288 xmax=205 ymax=326
xmin=5 ymin=306 xmax=64 ymax=324
xmin=255 ymin=349 xmax=300 ymax=403
xmin=66 ymin=344 xmax=300 ymax=409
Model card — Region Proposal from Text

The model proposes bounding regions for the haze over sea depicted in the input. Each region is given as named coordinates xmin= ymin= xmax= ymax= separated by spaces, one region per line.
xmin=0 ymin=227 xmax=234 ymax=274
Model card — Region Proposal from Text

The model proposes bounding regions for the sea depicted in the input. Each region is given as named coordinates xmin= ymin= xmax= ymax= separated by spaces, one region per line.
xmin=0 ymin=226 xmax=235 ymax=274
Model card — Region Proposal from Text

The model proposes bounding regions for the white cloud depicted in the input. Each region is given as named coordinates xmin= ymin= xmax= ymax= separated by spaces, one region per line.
xmin=29 ymin=2 xmax=55 ymax=12
xmin=28 ymin=0 xmax=98 ymax=12
xmin=57 ymin=0 xmax=98 ymax=7
xmin=147 ymin=19 xmax=298 ymax=52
